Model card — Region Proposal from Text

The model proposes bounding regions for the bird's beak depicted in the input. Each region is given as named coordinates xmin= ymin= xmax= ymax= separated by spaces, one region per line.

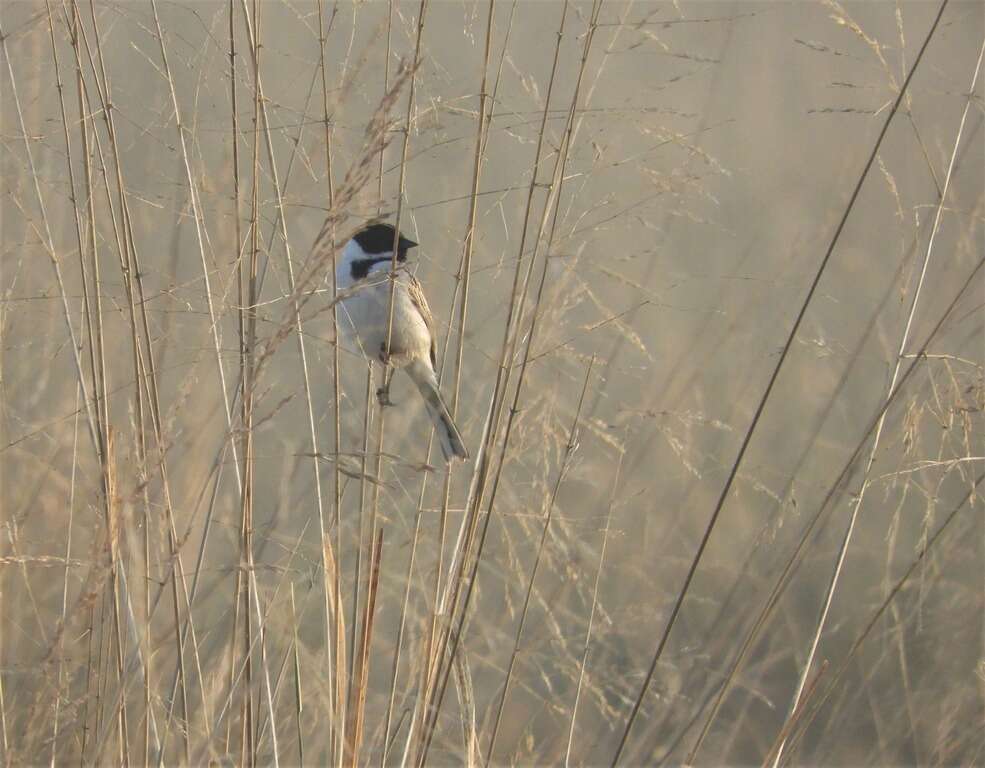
xmin=399 ymin=235 xmax=418 ymax=250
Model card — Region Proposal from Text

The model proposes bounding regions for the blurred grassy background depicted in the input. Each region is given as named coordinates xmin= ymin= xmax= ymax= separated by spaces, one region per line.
xmin=1 ymin=0 xmax=982 ymax=764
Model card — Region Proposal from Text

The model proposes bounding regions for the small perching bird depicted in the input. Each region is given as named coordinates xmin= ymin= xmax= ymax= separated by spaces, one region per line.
xmin=335 ymin=222 xmax=469 ymax=462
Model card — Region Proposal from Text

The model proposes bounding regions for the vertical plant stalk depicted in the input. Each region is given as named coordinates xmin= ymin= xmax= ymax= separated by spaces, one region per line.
xmin=379 ymin=0 xmax=394 ymax=210
xmin=565 ymin=440 xmax=625 ymax=767
xmin=416 ymin=3 xmax=602 ymax=762
xmin=381 ymin=0 xmax=426 ymax=389
xmin=290 ymin=585 xmax=304 ymax=766
xmin=236 ymin=0 xmax=330 ymax=644
xmin=144 ymin=1 xmax=243 ymax=479
xmin=426 ymin=0 xmax=567 ymax=640
xmin=42 ymin=7 xmax=90 ymax=758
xmin=348 ymin=365 xmax=373 ymax=742
xmin=66 ymin=9 xmax=113 ymax=758
xmin=485 ymin=358 xmax=595 ymax=765
xmin=226 ymin=0 xmax=246 ymax=758
xmin=347 ymin=0 xmax=396 ymax=748
xmin=768 ymin=32 xmax=984 ymax=768
xmin=402 ymin=8 xmax=570 ymax=758
xmin=316 ymin=1 xmax=344 ymax=763
xmin=0 ymin=9 xmax=131 ymax=761
xmin=103 ymin=430 xmax=130 ymax=765
xmin=345 ymin=530 xmax=385 ymax=767
xmin=230 ymin=2 xmax=313 ymax=763
xmin=430 ymin=0 xmax=495 ymax=698
xmin=349 ymin=1 xmax=430 ymax=761
xmin=144 ymin=1 xmax=255 ymax=755
xmin=240 ymin=0 xmax=262 ymax=760
xmin=375 ymin=0 xmax=428 ymax=537
xmin=762 ymin=661 xmax=830 ymax=768
xmin=610 ymin=2 xmax=950 ymax=763
xmin=50 ymin=382 xmax=81 ymax=764
xmin=355 ymin=0 xmax=429 ymax=759
xmin=323 ymin=534 xmax=347 ymax=766
xmin=78 ymin=1 xmax=209 ymax=757
xmin=238 ymin=0 xmax=347 ymax=761
xmin=379 ymin=3 xmax=497 ymax=762
xmin=189 ymin=521 xmax=311 ymax=765
xmin=57 ymin=2 xmax=149 ymax=758
xmin=388 ymin=6 xmax=520 ymax=760
xmin=0 ymin=15 xmax=99 ymax=455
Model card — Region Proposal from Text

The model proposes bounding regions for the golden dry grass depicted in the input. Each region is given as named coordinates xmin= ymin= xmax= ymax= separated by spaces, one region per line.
xmin=0 ymin=1 xmax=982 ymax=765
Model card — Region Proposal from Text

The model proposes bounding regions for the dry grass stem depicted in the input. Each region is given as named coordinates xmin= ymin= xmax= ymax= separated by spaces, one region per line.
xmin=1 ymin=2 xmax=980 ymax=766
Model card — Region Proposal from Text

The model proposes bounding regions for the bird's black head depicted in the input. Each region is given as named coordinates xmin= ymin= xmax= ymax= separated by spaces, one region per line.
xmin=348 ymin=222 xmax=418 ymax=281
xmin=353 ymin=223 xmax=418 ymax=257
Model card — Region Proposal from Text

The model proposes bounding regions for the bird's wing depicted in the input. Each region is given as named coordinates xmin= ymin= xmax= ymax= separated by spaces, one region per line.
xmin=407 ymin=274 xmax=437 ymax=368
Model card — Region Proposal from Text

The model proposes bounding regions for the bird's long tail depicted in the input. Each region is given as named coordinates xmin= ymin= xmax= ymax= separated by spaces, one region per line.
xmin=406 ymin=358 xmax=469 ymax=462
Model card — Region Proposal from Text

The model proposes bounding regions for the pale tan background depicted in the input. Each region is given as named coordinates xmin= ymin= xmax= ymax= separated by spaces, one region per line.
xmin=1 ymin=0 xmax=983 ymax=764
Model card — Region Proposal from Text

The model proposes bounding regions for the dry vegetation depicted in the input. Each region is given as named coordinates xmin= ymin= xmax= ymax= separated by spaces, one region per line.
xmin=0 ymin=0 xmax=982 ymax=765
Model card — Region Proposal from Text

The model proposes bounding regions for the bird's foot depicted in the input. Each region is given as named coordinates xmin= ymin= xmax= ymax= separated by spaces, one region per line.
xmin=376 ymin=344 xmax=395 ymax=406
xmin=378 ymin=344 xmax=392 ymax=367
xmin=376 ymin=385 xmax=394 ymax=408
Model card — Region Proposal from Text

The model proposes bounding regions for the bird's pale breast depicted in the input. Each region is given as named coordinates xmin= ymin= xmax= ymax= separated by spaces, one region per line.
xmin=338 ymin=275 xmax=432 ymax=367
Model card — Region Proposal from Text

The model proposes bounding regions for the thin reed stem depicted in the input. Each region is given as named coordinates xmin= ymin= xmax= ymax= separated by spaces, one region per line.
xmin=485 ymin=358 xmax=594 ymax=764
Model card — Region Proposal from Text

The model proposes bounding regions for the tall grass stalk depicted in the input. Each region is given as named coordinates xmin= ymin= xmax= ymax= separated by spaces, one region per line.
xmin=400 ymin=1 xmax=571 ymax=758
xmin=485 ymin=358 xmax=594 ymax=764
xmin=1 ymin=3 xmax=979 ymax=766
xmin=416 ymin=3 xmax=605 ymax=762
xmin=316 ymin=1 xmax=344 ymax=763
xmin=1 ymin=11 xmax=135 ymax=763
xmin=69 ymin=2 xmax=206 ymax=758
xmin=379 ymin=2 xmax=496 ymax=761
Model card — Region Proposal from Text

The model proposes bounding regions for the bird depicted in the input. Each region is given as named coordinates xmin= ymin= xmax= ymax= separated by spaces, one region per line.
xmin=334 ymin=222 xmax=469 ymax=462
